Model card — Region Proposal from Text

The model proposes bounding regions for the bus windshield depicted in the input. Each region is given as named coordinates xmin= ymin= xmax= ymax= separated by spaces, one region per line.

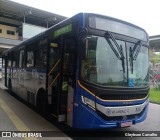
xmin=81 ymin=35 xmax=149 ymax=87
xmin=89 ymin=16 xmax=148 ymax=42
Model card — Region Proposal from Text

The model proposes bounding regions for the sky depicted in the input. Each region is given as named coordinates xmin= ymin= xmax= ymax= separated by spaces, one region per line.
xmin=11 ymin=0 xmax=160 ymax=36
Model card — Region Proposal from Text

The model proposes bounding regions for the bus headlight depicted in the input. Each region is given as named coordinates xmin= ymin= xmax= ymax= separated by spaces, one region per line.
xmin=81 ymin=96 xmax=95 ymax=110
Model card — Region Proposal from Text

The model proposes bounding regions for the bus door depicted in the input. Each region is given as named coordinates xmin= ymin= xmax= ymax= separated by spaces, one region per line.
xmin=48 ymin=39 xmax=61 ymax=117
xmin=48 ymin=36 xmax=76 ymax=123
xmin=61 ymin=37 xmax=75 ymax=125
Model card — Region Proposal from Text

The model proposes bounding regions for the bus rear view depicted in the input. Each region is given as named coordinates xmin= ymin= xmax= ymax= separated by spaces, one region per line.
xmin=74 ymin=14 xmax=149 ymax=128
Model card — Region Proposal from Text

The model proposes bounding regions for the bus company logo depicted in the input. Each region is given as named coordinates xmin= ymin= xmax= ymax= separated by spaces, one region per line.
xmin=135 ymin=107 xmax=141 ymax=112
xmin=106 ymin=109 xmax=112 ymax=116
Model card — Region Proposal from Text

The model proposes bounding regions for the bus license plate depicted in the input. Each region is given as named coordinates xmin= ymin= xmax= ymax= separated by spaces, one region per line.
xmin=120 ymin=121 xmax=132 ymax=127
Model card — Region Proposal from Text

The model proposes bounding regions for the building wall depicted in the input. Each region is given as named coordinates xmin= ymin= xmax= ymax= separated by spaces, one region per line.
xmin=0 ymin=24 xmax=19 ymax=40
xmin=22 ymin=23 xmax=47 ymax=39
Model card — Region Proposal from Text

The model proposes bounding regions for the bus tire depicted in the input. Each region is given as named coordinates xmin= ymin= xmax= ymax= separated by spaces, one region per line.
xmin=36 ymin=89 xmax=47 ymax=116
xmin=8 ymin=80 xmax=13 ymax=95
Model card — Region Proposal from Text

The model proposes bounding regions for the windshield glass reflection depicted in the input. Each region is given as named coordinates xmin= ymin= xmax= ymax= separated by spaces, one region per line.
xmin=81 ymin=35 xmax=149 ymax=87
xmin=81 ymin=35 xmax=127 ymax=86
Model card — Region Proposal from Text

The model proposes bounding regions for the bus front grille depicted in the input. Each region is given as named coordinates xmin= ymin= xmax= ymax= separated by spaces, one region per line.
xmin=79 ymin=81 xmax=149 ymax=101
xmin=97 ymin=93 xmax=148 ymax=101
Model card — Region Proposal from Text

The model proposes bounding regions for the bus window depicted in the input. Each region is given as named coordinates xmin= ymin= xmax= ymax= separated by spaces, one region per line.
xmin=35 ymin=48 xmax=47 ymax=67
xmin=35 ymin=39 xmax=47 ymax=67
xmin=2 ymin=57 xmax=5 ymax=68
xmin=8 ymin=59 xmax=12 ymax=67
xmin=49 ymin=43 xmax=59 ymax=68
xmin=12 ymin=53 xmax=18 ymax=67
xmin=19 ymin=50 xmax=25 ymax=67
xmin=7 ymin=54 xmax=12 ymax=67
xmin=27 ymin=50 xmax=34 ymax=67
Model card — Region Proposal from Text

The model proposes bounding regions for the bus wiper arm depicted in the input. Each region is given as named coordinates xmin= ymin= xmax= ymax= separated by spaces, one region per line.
xmin=105 ymin=31 xmax=125 ymax=73
xmin=120 ymin=44 xmax=125 ymax=73
xmin=132 ymin=40 xmax=142 ymax=60
xmin=105 ymin=36 xmax=121 ymax=59
xmin=129 ymin=47 xmax=134 ymax=74
xmin=106 ymin=31 xmax=125 ymax=59
xmin=129 ymin=40 xmax=142 ymax=74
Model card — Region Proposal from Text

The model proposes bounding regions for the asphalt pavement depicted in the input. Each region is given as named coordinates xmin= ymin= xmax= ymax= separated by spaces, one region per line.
xmin=0 ymin=80 xmax=72 ymax=140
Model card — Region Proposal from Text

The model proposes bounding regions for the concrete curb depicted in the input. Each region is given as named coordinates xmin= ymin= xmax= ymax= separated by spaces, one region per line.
xmin=150 ymin=101 xmax=160 ymax=105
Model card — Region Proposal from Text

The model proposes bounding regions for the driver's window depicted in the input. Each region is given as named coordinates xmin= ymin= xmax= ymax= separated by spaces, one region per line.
xmin=81 ymin=37 xmax=97 ymax=81
xmin=86 ymin=37 xmax=97 ymax=65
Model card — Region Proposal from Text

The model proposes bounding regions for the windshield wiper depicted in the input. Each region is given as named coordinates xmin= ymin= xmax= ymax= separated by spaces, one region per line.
xmin=106 ymin=31 xmax=125 ymax=59
xmin=132 ymin=40 xmax=142 ymax=60
xmin=129 ymin=40 xmax=142 ymax=73
xmin=105 ymin=31 xmax=125 ymax=73
xmin=129 ymin=47 xmax=134 ymax=74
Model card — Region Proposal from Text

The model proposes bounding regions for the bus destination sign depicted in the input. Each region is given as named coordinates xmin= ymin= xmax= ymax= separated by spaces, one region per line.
xmin=54 ymin=24 xmax=72 ymax=37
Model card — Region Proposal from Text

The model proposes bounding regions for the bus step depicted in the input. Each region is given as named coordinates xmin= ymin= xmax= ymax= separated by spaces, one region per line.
xmin=51 ymin=114 xmax=65 ymax=122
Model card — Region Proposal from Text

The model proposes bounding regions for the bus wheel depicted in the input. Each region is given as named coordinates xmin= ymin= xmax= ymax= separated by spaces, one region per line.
xmin=8 ymin=80 xmax=13 ymax=95
xmin=36 ymin=89 xmax=47 ymax=116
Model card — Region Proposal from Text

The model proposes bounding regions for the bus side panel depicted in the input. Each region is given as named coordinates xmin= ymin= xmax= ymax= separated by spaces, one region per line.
xmin=12 ymin=68 xmax=18 ymax=94
xmin=11 ymin=67 xmax=46 ymax=105
xmin=24 ymin=68 xmax=46 ymax=105
xmin=12 ymin=68 xmax=26 ymax=100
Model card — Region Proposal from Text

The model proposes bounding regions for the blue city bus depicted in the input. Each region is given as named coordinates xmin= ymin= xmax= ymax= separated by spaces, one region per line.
xmin=2 ymin=13 xmax=149 ymax=129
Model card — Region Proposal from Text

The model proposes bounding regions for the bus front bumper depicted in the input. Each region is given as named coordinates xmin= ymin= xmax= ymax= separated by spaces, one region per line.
xmin=73 ymin=101 xmax=149 ymax=129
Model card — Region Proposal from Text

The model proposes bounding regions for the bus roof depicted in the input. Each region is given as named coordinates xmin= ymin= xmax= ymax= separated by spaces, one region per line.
xmin=5 ymin=13 xmax=148 ymax=54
